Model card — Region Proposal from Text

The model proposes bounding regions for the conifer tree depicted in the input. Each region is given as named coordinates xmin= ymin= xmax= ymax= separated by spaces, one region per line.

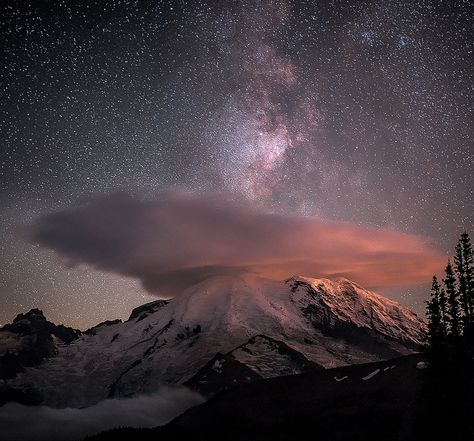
xmin=425 ymin=276 xmax=444 ymax=355
xmin=444 ymin=260 xmax=460 ymax=339
xmin=458 ymin=233 xmax=474 ymax=348
xmin=455 ymin=240 xmax=469 ymax=331
xmin=460 ymin=232 xmax=473 ymax=320
xmin=438 ymin=284 xmax=447 ymax=330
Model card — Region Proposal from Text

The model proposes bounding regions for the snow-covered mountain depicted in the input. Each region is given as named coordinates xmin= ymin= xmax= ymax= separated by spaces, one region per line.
xmin=0 ymin=274 xmax=425 ymax=407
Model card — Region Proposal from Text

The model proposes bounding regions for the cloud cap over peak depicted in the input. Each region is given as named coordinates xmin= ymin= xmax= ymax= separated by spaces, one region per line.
xmin=27 ymin=192 xmax=444 ymax=296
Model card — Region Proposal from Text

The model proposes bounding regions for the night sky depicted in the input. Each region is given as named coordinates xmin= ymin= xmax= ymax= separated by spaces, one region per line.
xmin=1 ymin=0 xmax=472 ymax=329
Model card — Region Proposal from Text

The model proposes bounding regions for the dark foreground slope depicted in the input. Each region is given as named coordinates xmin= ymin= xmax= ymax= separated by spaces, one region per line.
xmin=88 ymin=353 xmax=474 ymax=441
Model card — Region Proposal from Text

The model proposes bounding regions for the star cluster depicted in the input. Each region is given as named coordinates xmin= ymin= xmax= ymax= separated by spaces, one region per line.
xmin=0 ymin=0 xmax=472 ymax=328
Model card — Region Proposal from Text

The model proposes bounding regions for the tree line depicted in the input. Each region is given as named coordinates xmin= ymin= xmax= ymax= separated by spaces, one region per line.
xmin=417 ymin=232 xmax=473 ymax=440
xmin=425 ymin=232 xmax=473 ymax=361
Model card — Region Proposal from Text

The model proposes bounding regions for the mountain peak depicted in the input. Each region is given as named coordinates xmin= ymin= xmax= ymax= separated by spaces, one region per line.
xmin=286 ymin=275 xmax=424 ymax=345
xmin=12 ymin=308 xmax=46 ymax=324
xmin=2 ymin=274 xmax=425 ymax=407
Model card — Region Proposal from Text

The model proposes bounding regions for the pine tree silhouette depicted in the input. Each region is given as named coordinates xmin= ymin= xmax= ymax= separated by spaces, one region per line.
xmin=425 ymin=276 xmax=445 ymax=359
xmin=460 ymin=232 xmax=473 ymax=322
xmin=455 ymin=239 xmax=469 ymax=333
xmin=438 ymin=284 xmax=448 ymax=332
xmin=444 ymin=260 xmax=460 ymax=340
xmin=458 ymin=233 xmax=474 ymax=353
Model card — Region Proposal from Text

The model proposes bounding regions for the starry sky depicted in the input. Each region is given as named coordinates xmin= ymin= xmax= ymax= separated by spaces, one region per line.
xmin=1 ymin=0 xmax=472 ymax=329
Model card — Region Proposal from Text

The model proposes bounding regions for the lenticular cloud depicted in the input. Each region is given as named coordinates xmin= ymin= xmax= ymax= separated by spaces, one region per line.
xmin=27 ymin=191 xmax=444 ymax=296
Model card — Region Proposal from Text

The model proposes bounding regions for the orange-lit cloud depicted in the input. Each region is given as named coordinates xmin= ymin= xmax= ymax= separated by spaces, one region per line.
xmin=27 ymin=192 xmax=444 ymax=296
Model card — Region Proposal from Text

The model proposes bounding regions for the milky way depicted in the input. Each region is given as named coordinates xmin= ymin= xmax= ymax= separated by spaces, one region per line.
xmin=0 ymin=0 xmax=472 ymax=328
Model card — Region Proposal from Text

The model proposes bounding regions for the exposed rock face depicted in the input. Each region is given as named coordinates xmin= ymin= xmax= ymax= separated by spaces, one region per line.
xmin=0 ymin=309 xmax=81 ymax=380
xmin=128 ymin=300 xmax=170 ymax=321
xmin=85 ymin=319 xmax=123 ymax=336
xmin=186 ymin=334 xmax=322 ymax=396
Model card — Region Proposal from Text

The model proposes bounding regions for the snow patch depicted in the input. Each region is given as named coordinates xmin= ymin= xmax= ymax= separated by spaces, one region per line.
xmin=362 ymin=369 xmax=380 ymax=380
xmin=212 ymin=359 xmax=224 ymax=372
xmin=334 ymin=375 xmax=348 ymax=382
